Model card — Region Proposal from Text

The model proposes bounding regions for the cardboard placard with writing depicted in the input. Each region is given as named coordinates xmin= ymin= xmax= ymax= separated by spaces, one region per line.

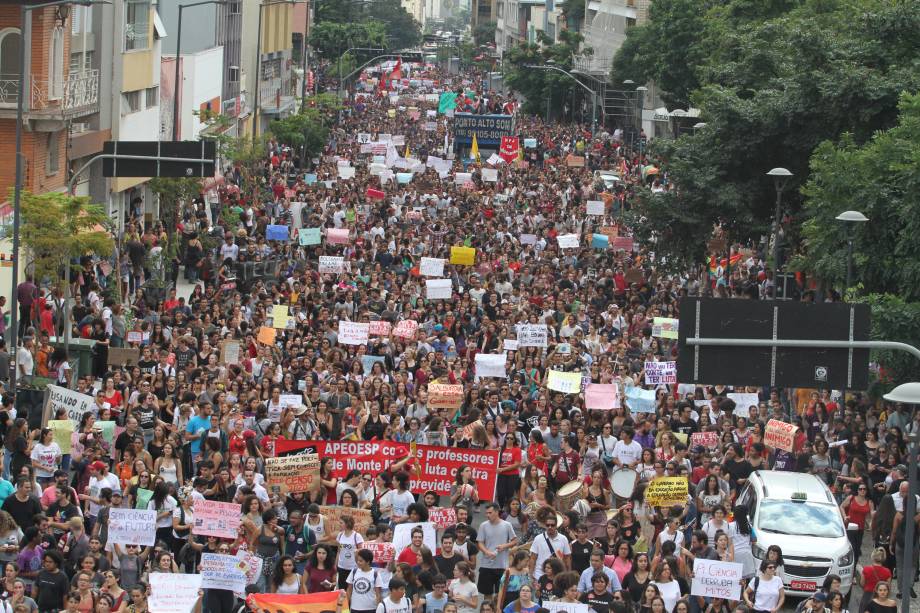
xmin=319 ymin=506 xmax=373 ymax=535
xmin=265 ymin=453 xmax=320 ymax=495
xmin=764 ymin=419 xmax=797 ymax=452
xmin=428 ymin=383 xmax=464 ymax=410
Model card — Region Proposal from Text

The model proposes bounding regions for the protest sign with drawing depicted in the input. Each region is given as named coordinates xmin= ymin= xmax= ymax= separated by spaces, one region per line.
xmin=200 ymin=553 xmax=246 ymax=593
xmin=265 ymin=453 xmax=320 ymax=495
xmin=193 ymin=500 xmax=242 ymax=539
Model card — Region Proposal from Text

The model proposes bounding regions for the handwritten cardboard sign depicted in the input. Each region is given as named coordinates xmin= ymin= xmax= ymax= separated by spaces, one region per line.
xmin=265 ymin=453 xmax=320 ymax=495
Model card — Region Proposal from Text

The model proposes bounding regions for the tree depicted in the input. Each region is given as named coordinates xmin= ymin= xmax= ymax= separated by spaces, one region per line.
xmin=19 ymin=191 xmax=114 ymax=288
xmin=148 ymin=177 xmax=203 ymax=276
xmin=309 ymin=21 xmax=388 ymax=60
xmin=797 ymin=92 xmax=920 ymax=301
xmin=503 ymin=30 xmax=590 ymax=119
xmin=269 ymin=108 xmax=329 ymax=164
xmin=472 ymin=21 xmax=496 ymax=47
xmin=620 ymin=0 xmax=920 ymax=270
xmin=365 ymin=0 xmax=422 ymax=51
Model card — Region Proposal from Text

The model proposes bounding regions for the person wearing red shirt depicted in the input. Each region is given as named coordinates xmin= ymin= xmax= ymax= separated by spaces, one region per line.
xmin=396 ymin=526 xmax=425 ymax=569
xmin=527 ymin=431 xmax=551 ymax=476
xmin=496 ymin=436 xmax=523 ymax=509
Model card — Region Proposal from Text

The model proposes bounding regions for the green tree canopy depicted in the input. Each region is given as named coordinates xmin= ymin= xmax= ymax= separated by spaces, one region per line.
xmin=620 ymin=0 xmax=920 ymax=272
xmin=309 ymin=21 xmax=388 ymax=60
xmin=19 ymin=192 xmax=114 ymax=286
xmin=503 ymin=30 xmax=590 ymax=119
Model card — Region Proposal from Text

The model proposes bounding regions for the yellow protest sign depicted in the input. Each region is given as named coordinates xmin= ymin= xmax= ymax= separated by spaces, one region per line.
xmin=645 ymin=477 xmax=689 ymax=508
xmin=672 ymin=432 xmax=688 ymax=445
xmin=272 ymin=304 xmax=289 ymax=329
xmin=546 ymin=370 xmax=583 ymax=394
xmin=450 ymin=246 xmax=475 ymax=265
xmin=48 ymin=420 xmax=73 ymax=454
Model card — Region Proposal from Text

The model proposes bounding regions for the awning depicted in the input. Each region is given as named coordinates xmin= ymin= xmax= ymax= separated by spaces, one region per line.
xmin=153 ymin=11 xmax=167 ymax=39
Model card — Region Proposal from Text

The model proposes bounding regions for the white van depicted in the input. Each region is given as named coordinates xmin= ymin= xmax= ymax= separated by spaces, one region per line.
xmin=738 ymin=470 xmax=855 ymax=596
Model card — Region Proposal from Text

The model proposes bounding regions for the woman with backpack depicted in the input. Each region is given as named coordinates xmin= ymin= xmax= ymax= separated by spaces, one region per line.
xmin=743 ymin=559 xmax=785 ymax=613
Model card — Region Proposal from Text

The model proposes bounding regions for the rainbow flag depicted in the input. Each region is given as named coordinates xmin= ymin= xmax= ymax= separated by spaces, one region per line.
xmin=249 ymin=590 xmax=349 ymax=613
xmin=709 ymin=254 xmax=743 ymax=275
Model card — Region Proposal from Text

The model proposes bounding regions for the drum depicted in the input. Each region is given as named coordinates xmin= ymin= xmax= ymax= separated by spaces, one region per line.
xmin=556 ymin=478 xmax=584 ymax=512
xmin=611 ymin=468 xmax=638 ymax=502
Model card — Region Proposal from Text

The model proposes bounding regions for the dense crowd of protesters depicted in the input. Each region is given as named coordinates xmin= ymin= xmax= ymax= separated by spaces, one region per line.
xmin=0 ymin=59 xmax=914 ymax=613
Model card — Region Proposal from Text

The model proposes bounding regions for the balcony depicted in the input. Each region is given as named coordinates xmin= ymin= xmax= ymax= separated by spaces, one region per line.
xmin=0 ymin=70 xmax=100 ymax=120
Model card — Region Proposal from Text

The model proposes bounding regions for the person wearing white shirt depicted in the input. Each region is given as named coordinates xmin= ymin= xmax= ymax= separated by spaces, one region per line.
xmin=529 ymin=516 xmax=571 ymax=579
xmin=612 ymin=428 xmax=643 ymax=468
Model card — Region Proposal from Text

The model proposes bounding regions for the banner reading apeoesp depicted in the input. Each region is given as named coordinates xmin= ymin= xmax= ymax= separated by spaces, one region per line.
xmin=274 ymin=439 xmax=499 ymax=500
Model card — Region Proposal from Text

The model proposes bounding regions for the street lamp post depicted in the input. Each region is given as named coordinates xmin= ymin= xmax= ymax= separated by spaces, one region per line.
xmin=9 ymin=0 xmax=109 ymax=392
xmin=835 ymin=210 xmax=869 ymax=298
xmin=337 ymin=47 xmax=383 ymax=97
xmin=766 ymin=167 xmax=793 ymax=299
xmin=173 ymin=0 xmax=228 ymax=141
xmin=882 ymin=382 xmax=920 ymax=613
xmin=525 ymin=63 xmax=597 ymax=136
xmin=636 ymin=85 xmax=647 ymax=155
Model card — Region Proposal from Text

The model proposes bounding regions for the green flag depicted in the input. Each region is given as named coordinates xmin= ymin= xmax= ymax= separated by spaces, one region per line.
xmin=438 ymin=92 xmax=458 ymax=114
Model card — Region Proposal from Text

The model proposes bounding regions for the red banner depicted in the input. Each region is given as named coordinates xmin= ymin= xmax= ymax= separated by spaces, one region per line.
xmin=274 ymin=439 xmax=499 ymax=500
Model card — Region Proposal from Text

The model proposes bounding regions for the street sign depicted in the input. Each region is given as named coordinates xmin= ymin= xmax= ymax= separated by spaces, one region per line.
xmin=101 ymin=140 xmax=216 ymax=178
xmin=677 ymin=298 xmax=870 ymax=389
xmin=774 ymin=272 xmax=797 ymax=300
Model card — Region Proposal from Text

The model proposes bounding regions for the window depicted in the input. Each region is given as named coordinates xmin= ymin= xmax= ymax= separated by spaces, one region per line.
xmin=228 ymin=66 xmax=240 ymax=83
xmin=49 ymin=27 xmax=64 ymax=99
xmin=124 ymin=0 xmax=150 ymax=51
xmin=70 ymin=51 xmax=94 ymax=75
xmin=0 ymin=28 xmax=20 ymax=87
xmin=145 ymin=86 xmax=158 ymax=107
xmin=122 ymin=90 xmax=141 ymax=113
xmin=626 ymin=17 xmax=636 ymax=28
xmin=229 ymin=1 xmax=241 ymax=14
xmin=46 ymin=132 xmax=60 ymax=175
xmin=71 ymin=4 xmax=92 ymax=34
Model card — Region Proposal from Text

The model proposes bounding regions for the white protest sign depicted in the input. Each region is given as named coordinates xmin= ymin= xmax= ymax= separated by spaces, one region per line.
xmin=200 ymin=553 xmax=246 ymax=593
xmin=234 ymin=549 xmax=262 ymax=598
xmin=318 ymin=256 xmax=345 ymax=274
xmin=475 ymin=353 xmax=507 ymax=378
xmin=586 ymin=200 xmax=605 ymax=215
xmin=149 ymin=573 xmax=202 ymax=613
xmin=454 ymin=172 xmax=472 ymax=185
xmin=357 ymin=133 xmax=372 ymax=143
xmin=44 ymin=385 xmax=94 ymax=427
xmin=108 ymin=508 xmax=156 ymax=546
xmin=518 ymin=324 xmax=548 ymax=348
xmin=504 ymin=339 xmax=519 ymax=352
xmin=338 ymin=165 xmax=356 ymax=179
xmin=544 ymin=602 xmax=590 ymax=613
xmin=426 ymin=278 xmax=452 ymax=300
xmin=691 ymin=559 xmax=743 ymax=600
xmin=520 ymin=234 xmax=537 ymax=246
xmin=727 ymin=393 xmax=760 ymax=412
xmin=644 ymin=361 xmax=677 ymax=385
xmin=557 ymin=233 xmax=580 ymax=249
xmin=338 ymin=321 xmax=370 ymax=346
xmin=419 ymin=257 xmax=445 ymax=277
xmin=482 ymin=168 xmax=498 ymax=182
xmin=392 ymin=522 xmax=437 ymax=556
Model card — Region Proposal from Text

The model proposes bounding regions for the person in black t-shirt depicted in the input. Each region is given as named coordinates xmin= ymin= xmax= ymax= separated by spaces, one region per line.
xmin=721 ymin=444 xmax=753 ymax=494
xmin=581 ymin=574 xmax=615 ymax=613
xmin=570 ymin=524 xmax=594 ymax=574
xmin=35 ymin=549 xmax=70 ymax=612
xmin=1 ymin=477 xmax=41 ymax=531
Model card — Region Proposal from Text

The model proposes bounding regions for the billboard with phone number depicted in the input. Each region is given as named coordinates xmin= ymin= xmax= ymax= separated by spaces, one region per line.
xmin=274 ymin=439 xmax=499 ymax=500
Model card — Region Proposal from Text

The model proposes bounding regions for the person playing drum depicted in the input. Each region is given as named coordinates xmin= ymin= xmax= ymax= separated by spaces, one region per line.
xmin=552 ymin=436 xmax=580 ymax=489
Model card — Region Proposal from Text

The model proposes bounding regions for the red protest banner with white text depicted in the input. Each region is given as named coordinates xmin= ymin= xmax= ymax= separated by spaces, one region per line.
xmin=274 ymin=439 xmax=499 ymax=500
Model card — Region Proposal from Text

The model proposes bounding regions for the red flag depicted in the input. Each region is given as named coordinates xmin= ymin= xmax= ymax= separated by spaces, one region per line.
xmin=499 ymin=136 xmax=519 ymax=163
xmin=380 ymin=58 xmax=402 ymax=91
xmin=366 ymin=187 xmax=386 ymax=200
